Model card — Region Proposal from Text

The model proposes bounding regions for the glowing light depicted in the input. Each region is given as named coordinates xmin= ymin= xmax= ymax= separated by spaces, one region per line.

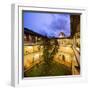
xmin=34 ymin=53 xmax=39 ymax=61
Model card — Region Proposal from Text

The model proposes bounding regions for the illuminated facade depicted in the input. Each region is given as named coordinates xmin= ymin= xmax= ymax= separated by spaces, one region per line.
xmin=24 ymin=15 xmax=80 ymax=76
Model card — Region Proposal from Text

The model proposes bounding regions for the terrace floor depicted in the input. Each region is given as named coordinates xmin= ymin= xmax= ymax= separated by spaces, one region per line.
xmin=24 ymin=60 xmax=72 ymax=77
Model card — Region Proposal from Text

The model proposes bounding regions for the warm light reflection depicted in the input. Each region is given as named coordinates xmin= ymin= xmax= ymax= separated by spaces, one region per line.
xmin=34 ymin=53 xmax=39 ymax=61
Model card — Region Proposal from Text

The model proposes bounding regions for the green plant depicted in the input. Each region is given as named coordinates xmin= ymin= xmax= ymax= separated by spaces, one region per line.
xmin=43 ymin=39 xmax=58 ymax=61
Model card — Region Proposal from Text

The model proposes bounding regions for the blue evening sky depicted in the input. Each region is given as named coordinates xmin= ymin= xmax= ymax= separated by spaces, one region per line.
xmin=23 ymin=11 xmax=71 ymax=38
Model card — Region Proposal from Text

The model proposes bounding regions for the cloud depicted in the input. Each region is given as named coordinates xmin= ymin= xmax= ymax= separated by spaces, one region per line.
xmin=24 ymin=12 xmax=70 ymax=38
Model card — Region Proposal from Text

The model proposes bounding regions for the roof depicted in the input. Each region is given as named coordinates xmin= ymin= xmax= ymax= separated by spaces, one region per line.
xmin=24 ymin=28 xmax=71 ymax=39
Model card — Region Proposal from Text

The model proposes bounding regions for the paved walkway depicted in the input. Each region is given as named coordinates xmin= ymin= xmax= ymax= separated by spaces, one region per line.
xmin=72 ymin=46 xmax=80 ymax=66
xmin=72 ymin=46 xmax=80 ymax=75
